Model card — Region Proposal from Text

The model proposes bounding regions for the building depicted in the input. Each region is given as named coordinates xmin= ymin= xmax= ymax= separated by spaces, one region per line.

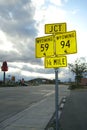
xmin=80 ymin=78 xmax=87 ymax=86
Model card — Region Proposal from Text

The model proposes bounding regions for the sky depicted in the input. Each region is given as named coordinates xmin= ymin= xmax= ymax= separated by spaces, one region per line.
xmin=0 ymin=0 xmax=87 ymax=82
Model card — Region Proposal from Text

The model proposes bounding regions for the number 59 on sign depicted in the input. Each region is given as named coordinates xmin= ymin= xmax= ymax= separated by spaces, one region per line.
xmin=35 ymin=35 xmax=54 ymax=58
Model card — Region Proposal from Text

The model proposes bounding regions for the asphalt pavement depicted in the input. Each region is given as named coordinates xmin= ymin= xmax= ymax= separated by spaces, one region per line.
xmin=59 ymin=89 xmax=87 ymax=130
xmin=1 ymin=95 xmax=55 ymax=130
xmin=0 ymin=84 xmax=70 ymax=130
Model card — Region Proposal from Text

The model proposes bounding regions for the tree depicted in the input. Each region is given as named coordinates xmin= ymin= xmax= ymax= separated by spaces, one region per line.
xmin=68 ymin=57 xmax=87 ymax=87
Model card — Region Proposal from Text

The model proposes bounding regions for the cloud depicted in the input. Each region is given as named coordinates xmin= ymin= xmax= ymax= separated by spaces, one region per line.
xmin=0 ymin=0 xmax=78 ymax=81
xmin=0 ymin=0 xmax=37 ymax=37
xmin=0 ymin=0 xmax=18 ymax=5
xmin=33 ymin=0 xmax=67 ymax=37
xmin=50 ymin=0 xmax=64 ymax=6
xmin=0 ymin=0 xmax=41 ymax=64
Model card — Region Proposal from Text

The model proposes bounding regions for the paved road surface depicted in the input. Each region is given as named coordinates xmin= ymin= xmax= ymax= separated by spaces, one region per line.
xmin=0 ymin=84 xmax=69 ymax=129
xmin=60 ymin=89 xmax=87 ymax=130
xmin=0 ymin=85 xmax=53 ymax=123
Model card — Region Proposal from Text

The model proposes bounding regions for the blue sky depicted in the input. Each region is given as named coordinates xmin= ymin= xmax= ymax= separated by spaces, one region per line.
xmin=0 ymin=0 xmax=87 ymax=81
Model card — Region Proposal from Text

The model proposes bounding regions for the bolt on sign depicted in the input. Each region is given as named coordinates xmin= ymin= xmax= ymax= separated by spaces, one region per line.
xmin=44 ymin=56 xmax=67 ymax=68
xmin=55 ymin=30 xmax=77 ymax=55
xmin=35 ymin=35 xmax=54 ymax=58
xmin=45 ymin=23 xmax=67 ymax=34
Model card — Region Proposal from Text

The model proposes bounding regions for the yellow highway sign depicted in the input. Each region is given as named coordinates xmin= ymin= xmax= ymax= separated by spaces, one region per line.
xmin=35 ymin=35 xmax=54 ymax=58
xmin=45 ymin=56 xmax=67 ymax=68
xmin=55 ymin=30 xmax=77 ymax=55
xmin=45 ymin=23 xmax=67 ymax=34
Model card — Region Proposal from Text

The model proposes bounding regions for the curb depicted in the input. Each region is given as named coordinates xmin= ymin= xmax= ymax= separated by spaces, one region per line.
xmin=45 ymin=97 xmax=66 ymax=130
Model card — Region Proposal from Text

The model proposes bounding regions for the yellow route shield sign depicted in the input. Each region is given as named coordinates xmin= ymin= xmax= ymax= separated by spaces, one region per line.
xmin=55 ymin=30 xmax=77 ymax=55
xmin=35 ymin=35 xmax=54 ymax=58
xmin=45 ymin=23 xmax=67 ymax=34
xmin=45 ymin=56 xmax=67 ymax=68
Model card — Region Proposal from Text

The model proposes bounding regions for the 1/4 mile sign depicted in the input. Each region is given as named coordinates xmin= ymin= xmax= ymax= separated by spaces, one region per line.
xmin=45 ymin=56 xmax=67 ymax=68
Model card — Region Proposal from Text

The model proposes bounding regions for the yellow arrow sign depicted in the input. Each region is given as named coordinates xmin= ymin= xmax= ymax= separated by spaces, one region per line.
xmin=35 ymin=35 xmax=54 ymax=58
xmin=55 ymin=30 xmax=77 ymax=55
xmin=45 ymin=23 xmax=67 ymax=34
xmin=45 ymin=56 xmax=67 ymax=68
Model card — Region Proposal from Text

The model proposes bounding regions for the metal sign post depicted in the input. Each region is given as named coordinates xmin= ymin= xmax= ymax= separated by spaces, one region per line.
xmin=55 ymin=68 xmax=59 ymax=130
xmin=35 ymin=22 xmax=77 ymax=130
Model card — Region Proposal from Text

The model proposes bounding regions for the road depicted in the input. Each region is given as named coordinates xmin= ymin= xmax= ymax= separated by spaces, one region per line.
xmin=60 ymin=89 xmax=87 ymax=130
xmin=0 ymin=84 xmax=69 ymax=125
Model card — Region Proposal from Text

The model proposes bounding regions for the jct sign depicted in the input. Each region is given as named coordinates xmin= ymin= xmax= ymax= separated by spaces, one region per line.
xmin=45 ymin=23 xmax=66 ymax=34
